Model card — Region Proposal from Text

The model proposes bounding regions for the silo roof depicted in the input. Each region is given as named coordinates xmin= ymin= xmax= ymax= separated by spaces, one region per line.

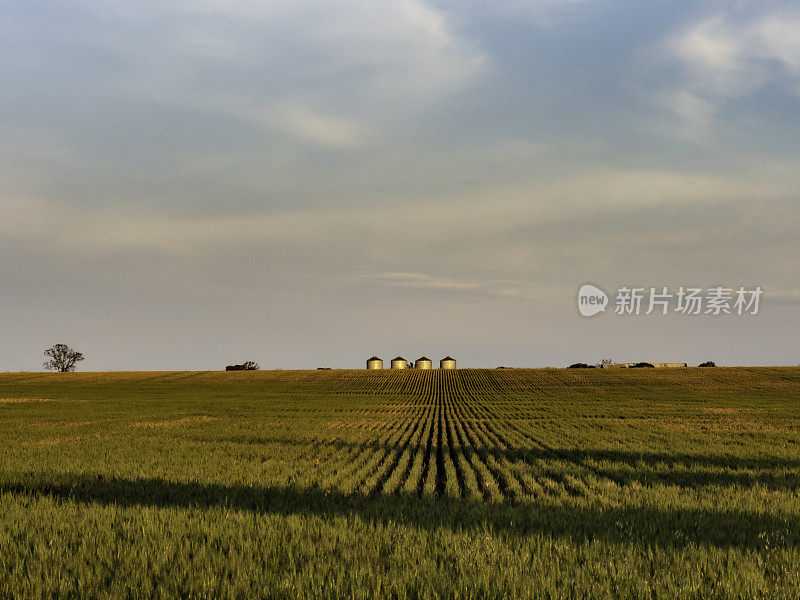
xmin=441 ymin=356 xmax=455 ymax=361
xmin=392 ymin=356 xmax=406 ymax=361
xmin=368 ymin=356 xmax=382 ymax=361
xmin=417 ymin=356 xmax=431 ymax=361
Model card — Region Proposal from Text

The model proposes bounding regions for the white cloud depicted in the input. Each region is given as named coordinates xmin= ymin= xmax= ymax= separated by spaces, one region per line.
xmin=756 ymin=16 xmax=800 ymax=73
xmin=763 ymin=287 xmax=800 ymax=305
xmin=5 ymin=162 xmax=798 ymax=299
xmin=4 ymin=164 xmax=798 ymax=258
xmin=375 ymin=272 xmax=483 ymax=290
xmin=656 ymin=90 xmax=716 ymax=140
xmin=109 ymin=0 xmax=484 ymax=146
xmin=250 ymin=103 xmax=367 ymax=148
xmin=672 ymin=17 xmax=744 ymax=84
xmin=653 ymin=8 xmax=800 ymax=138
xmin=308 ymin=0 xmax=482 ymax=99
xmin=364 ymin=272 xmax=556 ymax=301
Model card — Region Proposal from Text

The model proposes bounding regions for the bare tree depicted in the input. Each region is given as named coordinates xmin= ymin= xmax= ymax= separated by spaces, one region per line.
xmin=43 ymin=344 xmax=85 ymax=372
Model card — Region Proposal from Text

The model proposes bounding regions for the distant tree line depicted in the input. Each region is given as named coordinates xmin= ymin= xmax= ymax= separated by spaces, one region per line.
xmin=568 ymin=360 xmax=718 ymax=368
xmin=226 ymin=361 xmax=260 ymax=371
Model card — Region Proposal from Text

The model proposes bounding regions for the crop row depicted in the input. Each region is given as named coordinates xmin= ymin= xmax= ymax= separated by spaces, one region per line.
xmin=300 ymin=370 xmax=613 ymax=502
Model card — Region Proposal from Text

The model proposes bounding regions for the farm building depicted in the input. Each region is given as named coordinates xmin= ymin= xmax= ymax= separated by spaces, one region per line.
xmin=440 ymin=356 xmax=457 ymax=370
xmin=415 ymin=357 xmax=433 ymax=370
xmin=391 ymin=357 xmax=408 ymax=369
xmin=601 ymin=362 xmax=687 ymax=369
xmin=366 ymin=356 xmax=383 ymax=370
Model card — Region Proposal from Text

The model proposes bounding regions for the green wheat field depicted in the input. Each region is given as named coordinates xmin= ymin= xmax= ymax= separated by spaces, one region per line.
xmin=1 ymin=368 xmax=799 ymax=599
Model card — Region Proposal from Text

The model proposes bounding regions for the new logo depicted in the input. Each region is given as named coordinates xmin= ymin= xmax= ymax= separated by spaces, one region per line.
xmin=577 ymin=284 xmax=609 ymax=317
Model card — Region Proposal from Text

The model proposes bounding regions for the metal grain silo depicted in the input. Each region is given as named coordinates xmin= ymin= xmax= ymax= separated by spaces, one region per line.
xmin=366 ymin=356 xmax=383 ymax=370
xmin=415 ymin=357 xmax=432 ymax=370
xmin=440 ymin=356 xmax=457 ymax=369
xmin=390 ymin=356 xmax=408 ymax=369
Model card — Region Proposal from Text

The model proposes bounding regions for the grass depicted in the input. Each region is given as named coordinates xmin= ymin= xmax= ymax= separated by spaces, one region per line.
xmin=1 ymin=367 xmax=799 ymax=599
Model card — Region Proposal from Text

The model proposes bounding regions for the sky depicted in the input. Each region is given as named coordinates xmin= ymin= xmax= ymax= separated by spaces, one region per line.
xmin=2 ymin=0 xmax=799 ymax=370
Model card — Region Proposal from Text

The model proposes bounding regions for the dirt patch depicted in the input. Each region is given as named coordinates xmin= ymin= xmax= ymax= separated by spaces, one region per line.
xmin=0 ymin=397 xmax=57 ymax=404
xmin=132 ymin=416 xmax=219 ymax=429
xmin=30 ymin=420 xmax=104 ymax=428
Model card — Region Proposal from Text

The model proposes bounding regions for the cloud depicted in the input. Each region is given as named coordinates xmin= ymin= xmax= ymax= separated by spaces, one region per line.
xmin=104 ymin=0 xmax=485 ymax=146
xmin=763 ymin=287 xmax=800 ymax=305
xmin=4 ymin=164 xmax=798 ymax=262
xmin=246 ymin=102 xmax=367 ymax=148
xmin=650 ymin=7 xmax=800 ymax=138
xmin=657 ymin=90 xmax=715 ymax=140
xmin=373 ymin=272 xmax=483 ymax=291
xmin=364 ymin=272 xmax=555 ymax=302
xmin=8 ymin=172 xmax=796 ymax=317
